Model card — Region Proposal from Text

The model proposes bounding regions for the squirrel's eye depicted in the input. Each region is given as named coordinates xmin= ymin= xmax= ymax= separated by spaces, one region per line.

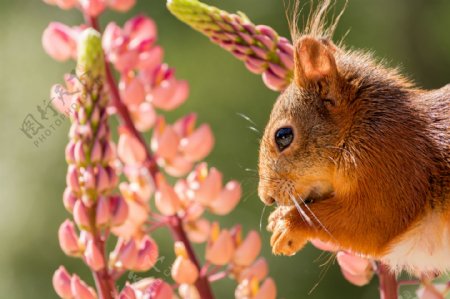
xmin=275 ymin=127 xmax=294 ymax=151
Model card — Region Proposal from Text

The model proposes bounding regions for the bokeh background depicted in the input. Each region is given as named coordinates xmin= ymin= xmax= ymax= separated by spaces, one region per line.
xmin=1 ymin=0 xmax=449 ymax=298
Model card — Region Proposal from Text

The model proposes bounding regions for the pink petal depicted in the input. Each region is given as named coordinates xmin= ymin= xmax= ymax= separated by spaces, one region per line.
xmin=239 ymin=258 xmax=268 ymax=282
xmin=53 ymin=266 xmax=73 ymax=298
xmin=119 ymin=284 xmax=137 ymax=299
xmin=340 ymin=268 xmax=372 ymax=287
xmin=79 ymin=0 xmax=106 ymax=17
xmin=117 ymin=129 xmax=147 ymax=165
xmin=134 ymin=236 xmax=159 ymax=271
xmin=125 ymin=16 xmax=157 ymax=50
xmin=121 ymin=76 xmax=145 ymax=106
xmin=95 ymin=196 xmax=111 ymax=228
xmin=336 ymin=252 xmax=371 ymax=276
xmin=131 ymin=102 xmax=156 ymax=132
xmin=171 ymin=256 xmax=199 ymax=284
xmin=193 ymin=167 xmax=222 ymax=205
xmin=210 ymin=180 xmax=241 ymax=215
xmin=137 ymin=46 xmax=163 ymax=71
xmin=70 ymin=275 xmax=97 ymax=299
xmin=102 ymin=22 xmax=122 ymax=58
xmin=107 ymin=0 xmax=136 ymax=12
xmin=206 ymin=228 xmax=235 ymax=266
xmin=110 ymin=195 xmax=129 ymax=227
xmin=42 ymin=22 xmax=76 ymax=61
xmin=154 ymin=174 xmax=181 ymax=215
xmin=262 ymin=70 xmax=287 ymax=91
xmin=163 ymin=155 xmax=193 ymax=177
xmin=152 ymin=125 xmax=179 ymax=160
xmin=254 ymin=278 xmax=277 ymax=299
xmin=115 ymin=239 xmax=138 ymax=270
xmin=233 ymin=230 xmax=261 ymax=266
xmin=58 ymin=219 xmax=80 ymax=256
xmin=180 ymin=124 xmax=214 ymax=161
xmin=151 ymin=79 xmax=189 ymax=111
xmin=84 ymin=240 xmax=105 ymax=271
xmin=185 ymin=219 xmax=210 ymax=243
xmin=73 ymin=200 xmax=91 ymax=230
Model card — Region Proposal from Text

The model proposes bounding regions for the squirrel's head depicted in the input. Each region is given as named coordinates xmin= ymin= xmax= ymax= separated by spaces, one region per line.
xmin=258 ymin=36 xmax=351 ymax=206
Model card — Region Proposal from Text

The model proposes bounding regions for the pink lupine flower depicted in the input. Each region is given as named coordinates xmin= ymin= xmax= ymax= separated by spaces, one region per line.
xmin=95 ymin=196 xmax=111 ymax=228
xmin=171 ymin=242 xmax=199 ymax=284
xmin=84 ymin=240 xmax=105 ymax=271
xmin=71 ymin=275 xmax=97 ymax=299
xmin=43 ymin=0 xmax=78 ymax=10
xmin=118 ymin=128 xmax=147 ymax=166
xmin=184 ymin=218 xmax=210 ymax=243
xmin=205 ymin=222 xmax=235 ymax=265
xmin=107 ymin=0 xmax=135 ymax=12
xmin=120 ymin=75 xmax=146 ymax=106
xmin=102 ymin=16 xmax=157 ymax=72
xmin=42 ymin=22 xmax=79 ymax=61
xmin=337 ymin=252 xmax=373 ymax=286
xmin=149 ymin=76 xmax=189 ymax=111
xmin=129 ymin=102 xmax=157 ymax=131
xmin=178 ymin=283 xmax=201 ymax=299
xmin=131 ymin=278 xmax=174 ymax=299
xmin=238 ymin=258 xmax=269 ymax=282
xmin=53 ymin=266 xmax=73 ymax=299
xmin=112 ymin=238 xmax=139 ymax=269
xmin=73 ymin=200 xmax=91 ymax=230
xmin=59 ymin=219 xmax=81 ymax=256
xmin=233 ymin=230 xmax=261 ymax=267
xmin=310 ymin=239 xmax=339 ymax=252
xmin=416 ymin=283 xmax=447 ymax=299
xmin=186 ymin=163 xmax=222 ymax=205
xmin=112 ymin=191 xmax=149 ymax=238
xmin=133 ymin=235 xmax=159 ymax=271
xmin=179 ymin=123 xmax=214 ymax=162
xmin=79 ymin=0 xmax=106 ymax=17
xmin=152 ymin=118 xmax=180 ymax=161
xmin=154 ymin=173 xmax=181 ymax=215
xmin=209 ymin=180 xmax=241 ymax=215
xmin=235 ymin=277 xmax=276 ymax=299
xmin=63 ymin=188 xmax=77 ymax=213
xmin=119 ymin=284 xmax=137 ymax=299
xmin=109 ymin=195 xmax=129 ymax=227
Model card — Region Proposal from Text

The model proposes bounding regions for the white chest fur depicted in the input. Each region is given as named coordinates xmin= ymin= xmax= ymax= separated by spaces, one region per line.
xmin=381 ymin=212 xmax=450 ymax=274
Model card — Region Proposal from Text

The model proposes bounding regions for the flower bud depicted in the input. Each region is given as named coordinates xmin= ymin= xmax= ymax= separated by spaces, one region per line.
xmin=416 ymin=283 xmax=447 ymax=299
xmin=84 ymin=240 xmax=105 ymax=271
xmin=95 ymin=196 xmax=111 ymax=228
xmin=262 ymin=70 xmax=286 ymax=91
xmin=58 ymin=219 xmax=81 ymax=256
xmin=185 ymin=218 xmax=210 ymax=243
xmin=254 ymin=278 xmax=276 ymax=299
xmin=73 ymin=200 xmax=91 ymax=230
xmin=171 ymin=255 xmax=199 ymax=284
xmin=63 ymin=188 xmax=77 ymax=213
xmin=191 ymin=167 xmax=222 ymax=206
xmin=337 ymin=252 xmax=373 ymax=286
xmin=121 ymin=76 xmax=145 ymax=106
xmin=110 ymin=195 xmax=128 ymax=227
xmin=79 ymin=0 xmax=106 ymax=17
xmin=70 ymin=275 xmax=97 ymax=299
xmin=178 ymin=284 xmax=200 ymax=299
xmin=53 ymin=266 xmax=73 ymax=299
xmin=66 ymin=165 xmax=80 ymax=192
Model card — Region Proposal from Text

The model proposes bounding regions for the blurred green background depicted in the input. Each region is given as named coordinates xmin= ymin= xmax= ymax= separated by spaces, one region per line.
xmin=1 ymin=0 xmax=449 ymax=298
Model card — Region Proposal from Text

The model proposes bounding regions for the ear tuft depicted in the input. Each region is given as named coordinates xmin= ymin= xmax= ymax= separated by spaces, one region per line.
xmin=294 ymin=37 xmax=338 ymax=88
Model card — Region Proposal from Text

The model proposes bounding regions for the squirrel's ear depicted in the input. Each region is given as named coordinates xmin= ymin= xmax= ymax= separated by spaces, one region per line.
xmin=294 ymin=37 xmax=338 ymax=88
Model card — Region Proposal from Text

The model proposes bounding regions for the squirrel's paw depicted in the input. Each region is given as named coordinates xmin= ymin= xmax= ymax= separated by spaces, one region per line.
xmin=268 ymin=207 xmax=308 ymax=256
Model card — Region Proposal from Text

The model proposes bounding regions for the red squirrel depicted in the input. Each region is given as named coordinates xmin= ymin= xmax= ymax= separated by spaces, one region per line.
xmin=258 ymin=1 xmax=450 ymax=274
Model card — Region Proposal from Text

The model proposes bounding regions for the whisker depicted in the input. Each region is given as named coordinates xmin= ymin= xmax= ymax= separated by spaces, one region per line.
xmin=248 ymin=126 xmax=261 ymax=134
xmin=289 ymin=194 xmax=314 ymax=226
xmin=296 ymin=194 xmax=337 ymax=243
xmin=236 ymin=112 xmax=258 ymax=127
xmin=259 ymin=204 xmax=267 ymax=232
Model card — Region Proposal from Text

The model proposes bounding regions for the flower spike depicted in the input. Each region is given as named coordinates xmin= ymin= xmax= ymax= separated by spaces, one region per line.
xmin=167 ymin=0 xmax=294 ymax=91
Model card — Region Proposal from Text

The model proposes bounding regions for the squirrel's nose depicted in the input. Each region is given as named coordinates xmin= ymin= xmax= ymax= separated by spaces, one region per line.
xmin=260 ymin=194 xmax=276 ymax=206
